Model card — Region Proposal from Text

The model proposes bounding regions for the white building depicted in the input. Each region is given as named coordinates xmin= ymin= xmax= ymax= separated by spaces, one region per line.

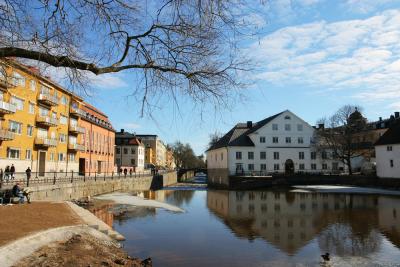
xmin=115 ymin=130 xmax=145 ymax=172
xmin=136 ymin=134 xmax=167 ymax=167
xmin=375 ymin=122 xmax=400 ymax=178
xmin=206 ymin=110 xmax=343 ymax=183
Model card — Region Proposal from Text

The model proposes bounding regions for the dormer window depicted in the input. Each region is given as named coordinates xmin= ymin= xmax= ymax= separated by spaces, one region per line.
xmin=284 ymin=115 xmax=291 ymax=120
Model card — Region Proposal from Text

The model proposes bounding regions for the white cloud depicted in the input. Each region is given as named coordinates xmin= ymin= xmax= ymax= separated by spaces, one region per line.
xmin=248 ymin=9 xmax=400 ymax=109
xmin=121 ymin=122 xmax=141 ymax=130
xmin=344 ymin=0 xmax=397 ymax=14
xmin=88 ymin=73 xmax=128 ymax=89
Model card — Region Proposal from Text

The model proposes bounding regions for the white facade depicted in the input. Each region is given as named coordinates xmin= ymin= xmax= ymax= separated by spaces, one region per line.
xmin=207 ymin=110 xmax=343 ymax=175
xmin=375 ymin=144 xmax=400 ymax=178
xmin=115 ymin=144 xmax=145 ymax=172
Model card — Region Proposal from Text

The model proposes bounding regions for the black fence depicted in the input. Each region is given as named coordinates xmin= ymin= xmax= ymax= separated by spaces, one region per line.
xmin=234 ymin=169 xmax=345 ymax=177
xmin=0 ymin=170 xmax=174 ymax=189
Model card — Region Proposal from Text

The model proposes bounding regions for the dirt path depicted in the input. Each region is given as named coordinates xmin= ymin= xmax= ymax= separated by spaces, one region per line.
xmin=0 ymin=202 xmax=82 ymax=246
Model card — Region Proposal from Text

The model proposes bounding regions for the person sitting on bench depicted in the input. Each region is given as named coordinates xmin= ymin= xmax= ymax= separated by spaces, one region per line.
xmin=12 ymin=182 xmax=25 ymax=204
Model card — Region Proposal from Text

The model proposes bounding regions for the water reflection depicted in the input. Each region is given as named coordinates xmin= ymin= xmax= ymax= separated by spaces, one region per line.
xmin=207 ymin=191 xmax=400 ymax=256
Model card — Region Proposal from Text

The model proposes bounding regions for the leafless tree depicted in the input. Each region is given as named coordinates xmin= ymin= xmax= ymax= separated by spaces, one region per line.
xmin=316 ymin=105 xmax=367 ymax=175
xmin=0 ymin=0 xmax=260 ymax=113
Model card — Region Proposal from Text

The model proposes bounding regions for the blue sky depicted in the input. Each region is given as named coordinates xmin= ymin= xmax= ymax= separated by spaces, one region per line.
xmin=80 ymin=0 xmax=400 ymax=155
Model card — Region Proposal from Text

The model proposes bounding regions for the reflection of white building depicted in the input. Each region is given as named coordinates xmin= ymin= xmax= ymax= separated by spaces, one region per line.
xmin=375 ymin=122 xmax=400 ymax=178
xmin=207 ymin=191 xmax=379 ymax=255
xmin=206 ymin=110 xmax=343 ymax=183
xmin=378 ymin=196 xmax=400 ymax=248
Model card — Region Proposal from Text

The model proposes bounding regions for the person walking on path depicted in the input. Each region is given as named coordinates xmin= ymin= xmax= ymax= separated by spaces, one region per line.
xmin=10 ymin=164 xmax=15 ymax=180
xmin=26 ymin=167 xmax=32 ymax=187
xmin=129 ymin=168 xmax=133 ymax=177
xmin=5 ymin=165 xmax=10 ymax=182
xmin=123 ymin=168 xmax=127 ymax=177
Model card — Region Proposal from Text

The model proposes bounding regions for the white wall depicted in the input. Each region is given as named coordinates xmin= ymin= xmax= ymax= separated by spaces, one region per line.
xmin=115 ymin=145 xmax=145 ymax=171
xmin=376 ymin=144 xmax=400 ymax=178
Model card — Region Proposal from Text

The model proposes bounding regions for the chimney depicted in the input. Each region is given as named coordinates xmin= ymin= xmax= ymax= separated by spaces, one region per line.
xmin=121 ymin=129 xmax=124 ymax=133
xmin=318 ymin=123 xmax=325 ymax=129
xmin=247 ymin=121 xmax=252 ymax=128
xmin=395 ymin=112 xmax=399 ymax=118
xmin=379 ymin=117 xmax=382 ymax=121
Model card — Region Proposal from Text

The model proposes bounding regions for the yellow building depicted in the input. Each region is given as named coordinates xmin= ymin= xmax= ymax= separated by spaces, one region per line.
xmin=145 ymin=145 xmax=154 ymax=166
xmin=0 ymin=59 xmax=85 ymax=177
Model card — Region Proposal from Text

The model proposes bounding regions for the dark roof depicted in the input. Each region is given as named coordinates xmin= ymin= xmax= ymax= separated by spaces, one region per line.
xmin=207 ymin=112 xmax=284 ymax=151
xmin=375 ymin=121 xmax=400 ymax=146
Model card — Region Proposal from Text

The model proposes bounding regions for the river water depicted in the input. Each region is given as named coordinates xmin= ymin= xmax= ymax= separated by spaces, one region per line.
xmin=96 ymin=189 xmax=400 ymax=267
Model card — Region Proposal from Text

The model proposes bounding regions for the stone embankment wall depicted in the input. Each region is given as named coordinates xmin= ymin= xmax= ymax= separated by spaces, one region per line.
xmin=207 ymin=169 xmax=230 ymax=187
xmin=27 ymin=172 xmax=177 ymax=201
xmin=208 ymin=173 xmax=400 ymax=190
xmin=178 ymin=170 xmax=196 ymax=182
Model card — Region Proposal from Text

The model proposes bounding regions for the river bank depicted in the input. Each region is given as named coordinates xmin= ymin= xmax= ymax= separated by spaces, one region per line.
xmin=0 ymin=201 xmax=151 ymax=267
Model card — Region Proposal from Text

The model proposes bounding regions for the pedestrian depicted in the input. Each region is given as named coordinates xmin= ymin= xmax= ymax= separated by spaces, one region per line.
xmin=0 ymin=168 xmax=3 ymax=183
xmin=5 ymin=165 xmax=10 ymax=182
xmin=129 ymin=168 xmax=133 ymax=177
xmin=10 ymin=164 xmax=15 ymax=180
xmin=123 ymin=168 xmax=127 ymax=177
xmin=26 ymin=167 xmax=31 ymax=186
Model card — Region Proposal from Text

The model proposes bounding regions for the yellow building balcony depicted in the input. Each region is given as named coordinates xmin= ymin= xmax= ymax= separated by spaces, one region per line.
xmin=0 ymin=101 xmax=17 ymax=114
xmin=69 ymin=123 xmax=85 ymax=134
xmin=69 ymin=106 xmax=86 ymax=117
xmin=0 ymin=78 xmax=15 ymax=91
xmin=34 ymin=137 xmax=57 ymax=147
xmin=38 ymin=93 xmax=59 ymax=106
xmin=0 ymin=129 xmax=15 ymax=141
xmin=36 ymin=115 xmax=58 ymax=127
xmin=68 ymin=143 xmax=85 ymax=151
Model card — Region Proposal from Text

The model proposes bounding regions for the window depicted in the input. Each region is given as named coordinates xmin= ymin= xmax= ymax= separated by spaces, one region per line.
xmin=59 ymin=133 xmax=67 ymax=143
xmin=27 ymin=125 xmax=33 ymax=136
xmin=26 ymin=149 xmax=32 ymax=160
xmin=332 ymin=162 xmax=339 ymax=170
xmin=297 ymin=124 xmax=303 ymax=131
xmin=9 ymin=120 xmax=22 ymax=134
xmin=37 ymin=128 xmax=47 ymax=138
xmin=274 ymin=152 xmax=279 ymax=160
xmin=116 ymin=147 xmax=120 ymax=154
xmin=322 ymin=151 xmax=328 ymax=159
xmin=260 ymin=136 xmax=266 ymax=143
xmin=39 ymin=107 xmax=49 ymax=116
xmin=123 ymin=148 xmax=128 ymax=154
xmin=387 ymin=146 xmax=393 ymax=151
xmin=311 ymin=163 xmax=317 ymax=170
xmin=236 ymin=151 xmax=242 ymax=160
xmin=68 ymin=135 xmax=76 ymax=144
xmin=51 ymin=111 xmax=57 ymax=119
xmin=390 ymin=160 xmax=394 ymax=168
xmin=260 ymin=151 xmax=266 ymax=160
xmin=273 ymin=137 xmax=278 ymax=143
xmin=131 ymin=159 xmax=136 ymax=165
xmin=28 ymin=102 xmax=35 ymax=114
xmin=260 ymin=164 xmax=267 ymax=171
xmin=220 ymin=153 xmax=223 ymax=161
xmin=50 ymin=153 xmax=55 ymax=161
xmin=40 ymin=84 xmax=51 ymax=94
xmin=299 ymin=152 xmax=304 ymax=159
xmin=7 ymin=148 xmax=20 ymax=159
xmin=299 ymin=163 xmax=305 ymax=170
xmin=30 ymin=80 xmax=36 ymax=91
xmin=322 ymin=163 xmax=328 ymax=170
xmin=60 ymin=115 xmax=68 ymax=125
xmin=10 ymin=96 xmax=24 ymax=110
xmin=286 ymin=137 xmax=291 ymax=143
xmin=248 ymin=151 xmax=254 ymax=160
xmin=236 ymin=163 xmax=243 ymax=172
xmin=116 ymin=158 xmax=121 ymax=165
xmin=60 ymin=95 xmax=68 ymax=105
xmin=58 ymin=153 xmax=66 ymax=161
xmin=131 ymin=148 xmax=136 ymax=154
xmin=298 ymin=137 xmax=304 ymax=144
xmin=11 ymin=72 xmax=25 ymax=87
xmin=274 ymin=164 xmax=280 ymax=170
xmin=68 ymin=153 xmax=75 ymax=162
xmin=272 ymin=124 xmax=278 ymax=130
xmin=285 ymin=124 xmax=291 ymax=131
xmin=248 ymin=164 xmax=254 ymax=171
xmin=311 ymin=151 xmax=316 ymax=160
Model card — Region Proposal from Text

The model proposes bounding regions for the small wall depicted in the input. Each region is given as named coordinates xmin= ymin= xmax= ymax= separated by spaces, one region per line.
xmin=178 ymin=170 xmax=195 ymax=182
xmin=24 ymin=172 xmax=177 ymax=201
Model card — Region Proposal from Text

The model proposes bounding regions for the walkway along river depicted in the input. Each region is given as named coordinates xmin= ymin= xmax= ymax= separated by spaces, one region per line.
xmin=91 ymin=188 xmax=400 ymax=267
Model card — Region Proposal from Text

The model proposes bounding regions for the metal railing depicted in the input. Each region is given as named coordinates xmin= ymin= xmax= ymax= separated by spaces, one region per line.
xmin=36 ymin=115 xmax=58 ymax=126
xmin=69 ymin=123 xmax=85 ymax=134
xmin=0 ymin=129 xmax=15 ymax=140
xmin=0 ymin=170 xmax=176 ymax=189
xmin=69 ymin=106 xmax=86 ymax=117
xmin=67 ymin=143 xmax=85 ymax=151
xmin=233 ymin=168 xmax=344 ymax=177
xmin=38 ymin=93 xmax=59 ymax=105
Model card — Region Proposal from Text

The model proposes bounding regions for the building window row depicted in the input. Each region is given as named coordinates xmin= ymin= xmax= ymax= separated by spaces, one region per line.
xmin=272 ymin=123 xmax=304 ymax=132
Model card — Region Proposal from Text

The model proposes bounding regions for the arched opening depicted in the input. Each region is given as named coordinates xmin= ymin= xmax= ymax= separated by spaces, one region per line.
xmin=285 ymin=159 xmax=294 ymax=175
